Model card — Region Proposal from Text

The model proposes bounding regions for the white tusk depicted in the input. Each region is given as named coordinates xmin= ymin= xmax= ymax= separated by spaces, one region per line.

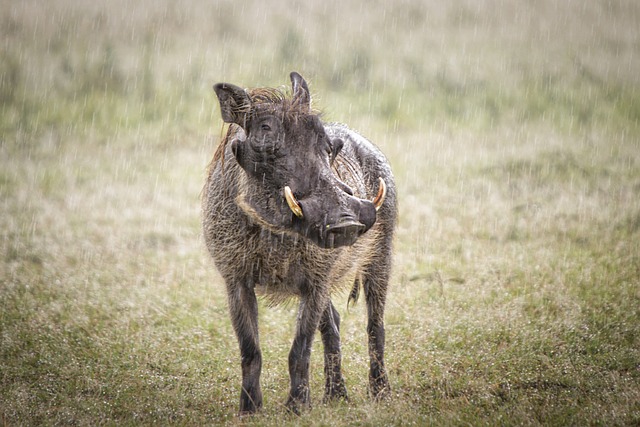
xmin=284 ymin=186 xmax=303 ymax=218
xmin=373 ymin=177 xmax=387 ymax=211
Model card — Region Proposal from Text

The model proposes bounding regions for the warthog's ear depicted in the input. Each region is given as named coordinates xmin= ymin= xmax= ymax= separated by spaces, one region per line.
xmin=329 ymin=138 xmax=344 ymax=165
xmin=290 ymin=71 xmax=311 ymax=109
xmin=213 ymin=83 xmax=252 ymax=127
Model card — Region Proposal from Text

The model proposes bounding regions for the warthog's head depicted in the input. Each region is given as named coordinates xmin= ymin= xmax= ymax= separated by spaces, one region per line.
xmin=213 ymin=72 xmax=385 ymax=249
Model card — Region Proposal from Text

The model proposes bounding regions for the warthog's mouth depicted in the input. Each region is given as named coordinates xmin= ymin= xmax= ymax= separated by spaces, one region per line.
xmin=323 ymin=219 xmax=366 ymax=248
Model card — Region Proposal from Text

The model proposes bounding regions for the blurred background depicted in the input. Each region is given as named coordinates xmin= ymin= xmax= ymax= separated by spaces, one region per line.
xmin=3 ymin=0 xmax=638 ymax=136
xmin=1 ymin=0 xmax=639 ymax=425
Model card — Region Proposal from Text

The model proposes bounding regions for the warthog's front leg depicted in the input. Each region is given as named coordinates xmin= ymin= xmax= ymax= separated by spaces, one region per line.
xmin=318 ymin=300 xmax=348 ymax=402
xmin=286 ymin=289 xmax=327 ymax=413
xmin=227 ymin=282 xmax=262 ymax=415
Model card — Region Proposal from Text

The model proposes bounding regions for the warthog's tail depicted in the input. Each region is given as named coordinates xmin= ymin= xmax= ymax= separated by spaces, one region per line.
xmin=348 ymin=274 xmax=362 ymax=308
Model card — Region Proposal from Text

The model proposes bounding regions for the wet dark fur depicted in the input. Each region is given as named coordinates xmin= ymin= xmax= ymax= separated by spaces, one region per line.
xmin=202 ymin=75 xmax=397 ymax=414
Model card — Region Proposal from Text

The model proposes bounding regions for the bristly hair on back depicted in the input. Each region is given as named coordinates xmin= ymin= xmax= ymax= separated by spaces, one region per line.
xmin=211 ymin=85 xmax=319 ymax=167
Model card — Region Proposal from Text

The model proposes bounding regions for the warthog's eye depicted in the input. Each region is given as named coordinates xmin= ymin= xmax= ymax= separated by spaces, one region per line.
xmin=261 ymin=123 xmax=272 ymax=132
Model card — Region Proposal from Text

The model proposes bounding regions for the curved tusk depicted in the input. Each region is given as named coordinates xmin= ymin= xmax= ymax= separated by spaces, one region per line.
xmin=284 ymin=186 xmax=304 ymax=218
xmin=372 ymin=177 xmax=387 ymax=211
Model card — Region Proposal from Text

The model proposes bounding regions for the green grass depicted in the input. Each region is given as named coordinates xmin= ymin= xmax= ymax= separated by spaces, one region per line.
xmin=2 ymin=0 xmax=639 ymax=425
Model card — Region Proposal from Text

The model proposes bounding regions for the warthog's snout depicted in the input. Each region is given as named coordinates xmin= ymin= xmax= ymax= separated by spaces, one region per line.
xmin=285 ymin=181 xmax=382 ymax=249
xmin=321 ymin=197 xmax=376 ymax=248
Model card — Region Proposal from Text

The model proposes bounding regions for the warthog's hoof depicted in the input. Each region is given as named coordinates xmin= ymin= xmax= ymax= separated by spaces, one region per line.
xmin=323 ymin=380 xmax=349 ymax=403
xmin=285 ymin=395 xmax=311 ymax=415
xmin=369 ymin=376 xmax=391 ymax=402
xmin=238 ymin=391 xmax=262 ymax=416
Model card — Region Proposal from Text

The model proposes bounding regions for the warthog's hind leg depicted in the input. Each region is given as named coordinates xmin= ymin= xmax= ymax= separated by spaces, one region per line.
xmin=363 ymin=260 xmax=391 ymax=400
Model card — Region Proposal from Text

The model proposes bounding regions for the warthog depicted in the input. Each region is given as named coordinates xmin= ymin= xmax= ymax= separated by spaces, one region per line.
xmin=202 ymin=72 xmax=397 ymax=414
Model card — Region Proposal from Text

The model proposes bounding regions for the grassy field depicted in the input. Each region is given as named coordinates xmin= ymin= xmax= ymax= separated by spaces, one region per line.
xmin=1 ymin=0 xmax=639 ymax=425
